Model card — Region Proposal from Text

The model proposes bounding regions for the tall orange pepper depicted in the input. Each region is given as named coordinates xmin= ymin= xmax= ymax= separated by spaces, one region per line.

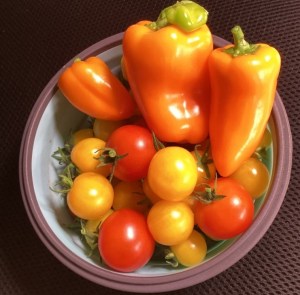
xmin=208 ymin=26 xmax=281 ymax=177
xmin=122 ymin=1 xmax=213 ymax=144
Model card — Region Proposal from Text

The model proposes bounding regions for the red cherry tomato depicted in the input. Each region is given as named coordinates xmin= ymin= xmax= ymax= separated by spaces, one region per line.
xmin=194 ymin=177 xmax=254 ymax=240
xmin=98 ymin=209 xmax=155 ymax=272
xmin=106 ymin=125 xmax=156 ymax=181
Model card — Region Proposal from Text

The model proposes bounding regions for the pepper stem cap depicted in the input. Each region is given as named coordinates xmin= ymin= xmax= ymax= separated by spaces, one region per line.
xmin=224 ymin=25 xmax=259 ymax=57
xmin=146 ymin=0 xmax=208 ymax=32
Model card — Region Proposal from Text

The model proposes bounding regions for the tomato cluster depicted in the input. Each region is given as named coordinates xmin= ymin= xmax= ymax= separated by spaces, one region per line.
xmin=52 ymin=116 xmax=271 ymax=273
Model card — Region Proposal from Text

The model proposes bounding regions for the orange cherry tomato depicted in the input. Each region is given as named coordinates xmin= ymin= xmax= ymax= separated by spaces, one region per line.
xmin=147 ymin=200 xmax=194 ymax=246
xmin=113 ymin=181 xmax=149 ymax=214
xmin=71 ymin=137 xmax=111 ymax=177
xmin=171 ymin=230 xmax=207 ymax=267
xmin=230 ymin=157 xmax=270 ymax=199
xmin=93 ymin=118 xmax=126 ymax=141
xmin=71 ymin=128 xmax=94 ymax=145
xmin=67 ymin=172 xmax=114 ymax=220
xmin=147 ymin=147 xmax=198 ymax=201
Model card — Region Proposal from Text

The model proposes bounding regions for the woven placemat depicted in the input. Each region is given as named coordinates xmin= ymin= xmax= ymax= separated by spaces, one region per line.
xmin=1 ymin=0 xmax=299 ymax=294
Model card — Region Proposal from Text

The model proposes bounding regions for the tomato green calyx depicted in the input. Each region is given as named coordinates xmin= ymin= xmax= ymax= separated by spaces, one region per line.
xmin=50 ymin=165 xmax=75 ymax=194
xmin=96 ymin=147 xmax=128 ymax=166
xmin=51 ymin=142 xmax=79 ymax=195
xmin=164 ymin=248 xmax=179 ymax=268
xmin=73 ymin=57 xmax=81 ymax=63
xmin=194 ymin=143 xmax=213 ymax=179
xmin=52 ymin=143 xmax=72 ymax=166
xmin=193 ymin=182 xmax=225 ymax=204
xmin=152 ymin=131 xmax=165 ymax=151
xmin=224 ymin=25 xmax=260 ymax=57
xmin=151 ymin=244 xmax=179 ymax=268
xmin=96 ymin=147 xmax=128 ymax=181
xmin=80 ymin=219 xmax=100 ymax=252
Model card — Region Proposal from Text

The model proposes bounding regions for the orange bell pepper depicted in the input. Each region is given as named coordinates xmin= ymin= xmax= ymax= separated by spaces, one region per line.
xmin=58 ymin=56 xmax=135 ymax=120
xmin=208 ymin=26 xmax=281 ymax=177
xmin=122 ymin=1 xmax=213 ymax=144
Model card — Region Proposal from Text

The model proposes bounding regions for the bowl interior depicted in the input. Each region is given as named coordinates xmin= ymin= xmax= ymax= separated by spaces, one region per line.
xmin=29 ymin=43 xmax=275 ymax=275
xmin=20 ymin=34 xmax=292 ymax=293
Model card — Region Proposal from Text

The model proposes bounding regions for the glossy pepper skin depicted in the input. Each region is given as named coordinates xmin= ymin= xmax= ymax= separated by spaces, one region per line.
xmin=58 ymin=57 xmax=135 ymax=120
xmin=209 ymin=26 xmax=281 ymax=177
xmin=122 ymin=1 xmax=213 ymax=144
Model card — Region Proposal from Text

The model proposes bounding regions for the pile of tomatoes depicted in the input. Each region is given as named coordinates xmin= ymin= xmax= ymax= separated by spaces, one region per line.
xmin=52 ymin=113 xmax=272 ymax=273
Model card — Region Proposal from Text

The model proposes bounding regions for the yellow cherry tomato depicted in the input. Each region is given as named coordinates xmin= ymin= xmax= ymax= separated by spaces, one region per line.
xmin=147 ymin=200 xmax=194 ymax=246
xmin=147 ymin=147 xmax=198 ymax=201
xmin=71 ymin=128 xmax=94 ymax=145
xmin=171 ymin=230 xmax=207 ymax=267
xmin=230 ymin=157 xmax=270 ymax=199
xmin=67 ymin=172 xmax=114 ymax=220
xmin=113 ymin=181 xmax=149 ymax=214
xmin=71 ymin=137 xmax=111 ymax=177
xmin=93 ymin=118 xmax=126 ymax=141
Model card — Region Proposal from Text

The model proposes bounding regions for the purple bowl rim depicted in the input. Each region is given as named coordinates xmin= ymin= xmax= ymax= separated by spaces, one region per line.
xmin=19 ymin=32 xmax=293 ymax=293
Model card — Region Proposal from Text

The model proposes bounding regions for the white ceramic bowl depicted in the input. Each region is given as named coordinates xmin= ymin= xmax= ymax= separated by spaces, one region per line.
xmin=19 ymin=33 xmax=292 ymax=293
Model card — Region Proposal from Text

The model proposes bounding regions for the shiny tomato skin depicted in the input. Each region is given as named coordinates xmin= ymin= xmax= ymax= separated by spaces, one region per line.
xmin=147 ymin=200 xmax=194 ymax=246
xmin=195 ymin=178 xmax=254 ymax=240
xmin=171 ymin=230 xmax=207 ymax=267
xmin=147 ymin=146 xmax=198 ymax=201
xmin=71 ymin=137 xmax=111 ymax=177
xmin=67 ymin=172 xmax=114 ymax=220
xmin=98 ymin=209 xmax=155 ymax=272
xmin=106 ymin=125 xmax=156 ymax=181
xmin=230 ymin=157 xmax=270 ymax=199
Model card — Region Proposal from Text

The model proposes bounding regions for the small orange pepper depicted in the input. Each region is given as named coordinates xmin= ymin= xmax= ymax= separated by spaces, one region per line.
xmin=58 ymin=56 xmax=135 ymax=120
xmin=208 ymin=26 xmax=281 ymax=176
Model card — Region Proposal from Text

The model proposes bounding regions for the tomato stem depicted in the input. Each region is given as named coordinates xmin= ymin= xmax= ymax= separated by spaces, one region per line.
xmin=96 ymin=147 xmax=128 ymax=182
xmin=194 ymin=142 xmax=213 ymax=179
xmin=192 ymin=178 xmax=225 ymax=204
xmin=152 ymin=131 xmax=165 ymax=151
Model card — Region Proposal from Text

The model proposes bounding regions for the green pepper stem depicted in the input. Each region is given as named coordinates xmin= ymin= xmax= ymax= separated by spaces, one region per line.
xmin=146 ymin=0 xmax=208 ymax=32
xmin=224 ymin=25 xmax=259 ymax=57
xmin=73 ymin=57 xmax=81 ymax=63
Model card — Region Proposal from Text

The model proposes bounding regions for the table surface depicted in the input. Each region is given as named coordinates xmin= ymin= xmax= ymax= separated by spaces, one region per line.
xmin=1 ymin=0 xmax=299 ymax=294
